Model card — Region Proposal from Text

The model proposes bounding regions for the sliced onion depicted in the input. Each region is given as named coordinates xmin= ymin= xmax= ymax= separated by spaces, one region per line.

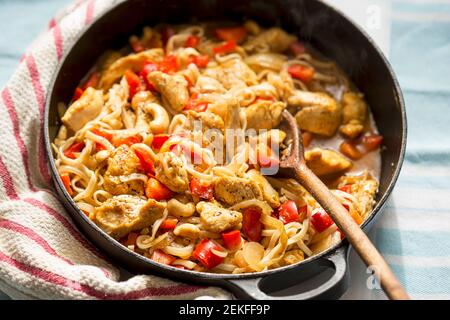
xmin=242 ymin=242 xmax=265 ymax=272
xmin=211 ymin=248 xmax=228 ymax=258
xmin=164 ymin=243 xmax=194 ymax=259
xmin=172 ymin=259 xmax=197 ymax=270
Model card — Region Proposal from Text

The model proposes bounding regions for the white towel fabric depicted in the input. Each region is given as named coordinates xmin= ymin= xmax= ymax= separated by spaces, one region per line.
xmin=0 ymin=0 xmax=231 ymax=300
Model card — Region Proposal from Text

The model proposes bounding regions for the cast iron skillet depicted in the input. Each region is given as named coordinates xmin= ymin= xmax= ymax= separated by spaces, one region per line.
xmin=44 ymin=0 xmax=407 ymax=299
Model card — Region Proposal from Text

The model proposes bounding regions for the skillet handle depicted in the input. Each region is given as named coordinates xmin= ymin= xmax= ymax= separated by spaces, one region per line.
xmin=225 ymin=246 xmax=349 ymax=300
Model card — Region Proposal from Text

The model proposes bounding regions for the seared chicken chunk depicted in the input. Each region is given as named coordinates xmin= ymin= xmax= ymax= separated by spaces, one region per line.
xmin=104 ymin=145 xmax=145 ymax=195
xmin=305 ymin=148 xmax=352 ymax=177
xmin=185 ymin=110 xmax=225 ymax=133
xmin=246 ymin=169 xmax=280 ymax=208
xmin=147 ymin=71 xmax=189 ymax=112
xmin=93 ymin=195 xmax=166 ymax=239
xmin=290 ymin=91 xmax=342 ymax=137
xmin=154 ymin=152 xmax=189 ymax=193
xmin=245 ymin=100 xmax=286 ymax=130
xmin=203 ymin=58 xmax=258 ymax=90
xmin=338 ymin=172 xmax=378 ymax=220
xmin=213 ymin=176 xmax=263 ymax=206
xmin=61 ymin=87 xmax=103 ymax=132
xmin=339 ymin=92 xmax=368 ymax=139
xmin=243 ymin=28 xmax=296 ymax=53
xmin=99 ymin=48 xmax=164 ymax=90
xmin=197 ymin=201 xmax=242 ymax=233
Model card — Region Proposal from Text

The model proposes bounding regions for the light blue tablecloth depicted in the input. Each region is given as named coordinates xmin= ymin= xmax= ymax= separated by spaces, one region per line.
xmin=0 ymin=0 xmax=449 ymax=300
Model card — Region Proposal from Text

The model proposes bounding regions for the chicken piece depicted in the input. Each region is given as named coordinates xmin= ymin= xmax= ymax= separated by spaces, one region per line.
xmin=131 ymin=91 xmax=169 ymax=134
xmin=246 ymin=169 xmax=280 ymax=208
xmin=147 ymin=71 xmax=189 ymax=112
xmin=197 ymin=201 xmax=243 ymax=233
xmin=195 ymin=76 xmax=226 ymax=94
xmin=290 ymin=91 xmax=342 ymax=137
xmin=337 ymin=172 xmax=378 ymax=220
xmin=104 ymin=145 xmax=145 ymax=195
xmin=245 ymin=100 xmax=286 ymax=130
xmin=245 ymin=53 xmax=288 ymax=73
xmin=243 ymin=28 xmax=297 ymax=53
xmin=93 ymin=195 xmax=166 ymax=239
xmin=99 ymin=48 xmax=164 ymax=90
xmin=61 ymin=87 xmax=103 ymax=132
xmin=213 ymin=176 xmax=263 ymax=206
xmin=305 ymin=148 xmax=352 ymax=177
xmin=339 ymin=92 xmax=368 ymax=139
xmin=154 ymin=152 xmax=189 ymax=193
xmin=185 ymin=110 xmax=225 ymax=133
xmin=203 ymin=58 xmax=258 ymax=90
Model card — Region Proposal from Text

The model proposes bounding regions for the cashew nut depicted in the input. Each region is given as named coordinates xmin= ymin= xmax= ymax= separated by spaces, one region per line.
xmin=131 ymin=91 xmax=170 ymax=134
xmin=167 ymin=198 xmax=196 ymax=217
xmin=173 ymin=223 xmax=200 ymax=240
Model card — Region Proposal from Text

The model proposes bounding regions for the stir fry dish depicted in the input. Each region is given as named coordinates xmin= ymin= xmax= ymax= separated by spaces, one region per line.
xmin=53 ymin=21 xmax=383 ymax=273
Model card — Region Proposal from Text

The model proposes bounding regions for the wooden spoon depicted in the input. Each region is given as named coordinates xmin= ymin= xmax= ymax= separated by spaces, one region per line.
xmin=277 ymin=110 xmax=409 ymax=300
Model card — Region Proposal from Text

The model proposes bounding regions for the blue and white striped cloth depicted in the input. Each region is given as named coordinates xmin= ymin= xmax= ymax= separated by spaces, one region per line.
xmin=0 ymin=0 xmax=449 ymax=300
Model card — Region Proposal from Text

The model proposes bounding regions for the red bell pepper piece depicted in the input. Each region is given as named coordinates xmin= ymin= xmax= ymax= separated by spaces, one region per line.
xmin=242 ymin=208 xmax=262 ymax=242
xmin=212 ymin=40 xmax=237 ymax=54
xmin=124 ymin=69 xmax=143 ymax=99
xmin=190 ymin=178 xmax=214 ymax=200
xmin=60 ymin=173 xmax=73 ymax=196
xmin=185 ymin=35 xmax=200 ymax=48
xmin=192 ymin=239 xmax=225 ymax=269
xmin=134 ymin=148 xmax=155 ymax=175
xmin=256 ymin=143 xmax=280 ymax=169
xmin=187 ymin=55 xmax=210 ymax=68
xmin=288 ymin=65 xmax=315 ymax=83
xmin=339 ymin=185 xmax=353 ymax=194
xmin=278 ymin=200 xmax=300 ymax=224
xmin=72 ymin=87 xmax=84 ymax=102
xmin=311 ymin=210 xmax=334 ymax=233
xmin=221 ymin=230 xmax=242 ymax=250
xmin=215 ymin=27 xmax=247 ymax=43
xmin=159 ymin=55 xmax=179 ymax=74
xmin=113 ymin=135 xmax=142 ymax=147
xmin=362 ymin=134 xmax=383 ymax=151
xmin=150 ymin=249 xmax=176 ymax=265
xmin=139 ymin=61 xmax=159 ymax=91
xmin=151 ymin=134 xmax=170 ymax=150
xmin=64 ymin=141 xmax=85 ymax=159
xmin=160 ymin=218 xmax=178 ymax=230
xmin=145 ymin=177 xmax=174 ymax=201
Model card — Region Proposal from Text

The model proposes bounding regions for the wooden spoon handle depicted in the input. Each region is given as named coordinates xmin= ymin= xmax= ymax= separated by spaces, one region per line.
xmin=295 ymin=164 xmax=409 ymax=300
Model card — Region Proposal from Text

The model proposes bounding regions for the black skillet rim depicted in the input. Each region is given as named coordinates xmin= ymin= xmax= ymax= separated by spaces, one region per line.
xmin=44 ymin=0 xmax=407 ymax=281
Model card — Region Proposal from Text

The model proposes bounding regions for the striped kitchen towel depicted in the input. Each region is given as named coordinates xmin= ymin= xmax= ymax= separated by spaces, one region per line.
xmin=0 ymin=0 xmax=231 ymax=300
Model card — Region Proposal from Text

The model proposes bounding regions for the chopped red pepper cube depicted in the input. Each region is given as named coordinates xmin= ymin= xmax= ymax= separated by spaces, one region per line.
xmin=362 ymin=134 xmax=383 ymax=152
xmin=288 ymin=65 xmax=315 ymax=83
xmin=242 ymin=208 xmax=262 ymax=242
xmin=290 ymin=41 xmax=306 ymax=56
xmin=310 ymin=210 xmax=334 ymax=233
xmin=160 ymin=218 xmax=178 ymax=230
xmin=215 ymin=27 xmax=247 ymax=43
xmin=124 ymin=69 xmax=143 ymax=98
xmin=60 ymin=173 xmax=73 ymax=196
xmin=185 ymin=35 xmax=200 ymax=48
xmin=145 ymin=177 xmax=174 ymax=201
xmin=72 ymin=87 xmax=83 ymax=102
xmin=212 ymin=40 xmax=237 ymax=54
xmin=63 ymin=141 xmax=85 ymax=159
xmin=221 ymin=230 xmax=242 ymax=250
xmin=159 ymin=55 xmax=179 ymax=74
xmin=278 ymin=200 xmax=300 ymax=224
xmin=134 ymin=148 xmax=155 ymax=175
xmin=151 ymin=134 xmax=170 ymax=150
xmin=190 ymin=178 xmax=214 ymax=200
xmin=192 ymin=239 xmax=225 ymax=269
